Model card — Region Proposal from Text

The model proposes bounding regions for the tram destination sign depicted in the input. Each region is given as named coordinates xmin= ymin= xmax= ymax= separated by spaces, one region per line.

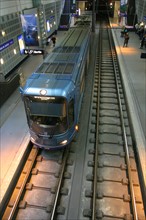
xmin=24 ymin=49 xmax=44 ymax=55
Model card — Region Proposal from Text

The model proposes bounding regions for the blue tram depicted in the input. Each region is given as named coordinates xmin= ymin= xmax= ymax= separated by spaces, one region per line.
xmin=20 ymin=23 xmax=91 ymax=149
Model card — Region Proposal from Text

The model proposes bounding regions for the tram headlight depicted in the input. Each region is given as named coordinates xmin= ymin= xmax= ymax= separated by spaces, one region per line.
xmin=60 ymin=140 xmax=68 ymax=145
xmin=31 ymin=137 xmax=36 ymax=142
xmin=75 ymin=125 xmax=79 ymax=131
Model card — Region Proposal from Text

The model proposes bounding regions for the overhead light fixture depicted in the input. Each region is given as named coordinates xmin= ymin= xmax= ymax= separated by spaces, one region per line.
xmin=0 ymin=58 xmax=4 ymax=64
xmin=2 ymin=30 xmax=6 ymax=36
xmin=13 ymin=49 xmax=17 ymax=54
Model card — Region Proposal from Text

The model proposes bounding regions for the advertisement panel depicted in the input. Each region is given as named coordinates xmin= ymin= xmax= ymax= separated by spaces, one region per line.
xmin=17 ymin=34 xmax=25 ymax=54
xmin=46 ymin=20 xmax=50 ymax=32
xmin=120 ymin=0 xmax=128 ymax=17
xmin=21 ymin=14 xmax=39 ymax=46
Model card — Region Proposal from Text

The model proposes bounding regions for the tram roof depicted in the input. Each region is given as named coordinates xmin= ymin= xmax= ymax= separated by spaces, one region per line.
xmin=36 ymin=47 xmax=80 ymax=75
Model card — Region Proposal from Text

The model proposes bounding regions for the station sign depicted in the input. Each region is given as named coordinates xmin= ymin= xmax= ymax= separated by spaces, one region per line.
xmin=0 ymin=39 xmax=14 ymax=52
xmin=23 ymin=49 xmax=44 ymax=55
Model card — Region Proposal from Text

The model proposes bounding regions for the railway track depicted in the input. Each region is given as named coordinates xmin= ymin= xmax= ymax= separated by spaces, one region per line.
xmin=80 ymin=25 xmax=145 ymax=220
xmin=2 ymin=146 xmax=71 ymax=219
xmin=2 ymin=22 xmax=145 ymax=220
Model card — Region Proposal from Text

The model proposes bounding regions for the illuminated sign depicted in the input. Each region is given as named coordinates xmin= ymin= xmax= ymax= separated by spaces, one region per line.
xmin=24 ymin=49 xmax=44 ymax=55
xmin=21 ymin=14 xmax=39 ymax=46
xmin=17 ymin=34 xmax=25 ymax=54
xmin=46 ymin=20 xmax=50 ymax=32
xmin=0 ymin=39 xmax=14 ymax=52
xmin=34 ymin=96 xmax=55 ymax=100
xmin=120 ymin=0 xmax=128 ymax=17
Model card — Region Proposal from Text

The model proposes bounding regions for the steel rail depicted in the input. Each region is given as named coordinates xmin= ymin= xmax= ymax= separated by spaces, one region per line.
xmin=2 ymin=147 xmax=39 ymax=220
xmin=92 ymin=26 xmax=102 ymax=220
xmin=50 ymin=146 xmax=69 ymax=220
xmin=108 ymin=28 xmax=138 ymax=220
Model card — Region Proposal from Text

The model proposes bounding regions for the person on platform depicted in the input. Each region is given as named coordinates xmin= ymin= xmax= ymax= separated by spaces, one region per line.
xmin=117 ymin=8 xmax=121 ymax=25
xmin=51 ymin=36 xmax=56 ymax=47
xmin=139 ymin=33 xmax=146 ymax=49
xmin=123 ymin=32 xmax=130 ymax=47
xmin=121 ymin=26 xmax=128 ymax=37
xmin=47 ymin=38 xmax=51 ymax=46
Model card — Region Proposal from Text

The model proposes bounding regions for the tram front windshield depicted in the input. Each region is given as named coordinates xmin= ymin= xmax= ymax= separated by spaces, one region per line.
xmin=24 ymin=96 xmax=68 ymax=134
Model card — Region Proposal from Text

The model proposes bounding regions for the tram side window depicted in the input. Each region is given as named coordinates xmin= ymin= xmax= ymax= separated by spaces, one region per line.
xmin=68 ymin=99 xmax=74 ymax=128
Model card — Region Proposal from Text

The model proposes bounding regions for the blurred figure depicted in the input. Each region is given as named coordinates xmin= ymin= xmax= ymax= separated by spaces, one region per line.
xmin=51 ymin=36 xmax=56 ymax=47
xmin=117 ymin=8 xmax=121 ymax=25
xmin=137 ymin=25 xmax=144 ymax=40
xmin=123 ymin=32 xmax=130 ymax=47
xmin=121 ymin=26 xmax=128 ymax=37
xmin=47 ymin=37 xmax=51 ymax=46
xmin=135 ymin=22 xmax=140 ymax=34
xmin=140 ymin=33 xmax=146 ymax=49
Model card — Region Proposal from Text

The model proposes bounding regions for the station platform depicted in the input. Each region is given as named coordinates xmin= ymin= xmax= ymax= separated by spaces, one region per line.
xmin=0 ymin=21 xmax=146 ymax=208
xmin=110 ymin=18 xmax=146 ymax=197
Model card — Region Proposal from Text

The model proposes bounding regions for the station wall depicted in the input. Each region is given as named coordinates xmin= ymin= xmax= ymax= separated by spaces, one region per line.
xmin=0 ymin=0 xmax=63 ymax=79
xmin=136 ymin=0 xmax=146 ymax=22
xmin=0 ymin=0 xmax=145 ymax=79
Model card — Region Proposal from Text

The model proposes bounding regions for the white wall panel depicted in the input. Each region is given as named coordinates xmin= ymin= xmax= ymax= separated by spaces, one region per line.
xmin=135 ymin=0 xmax=146 ymax=22
xmin=41 ymin=0 xmax=57 ymax=4
xmin=0 ymin=0 xmax=33 ymax=16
